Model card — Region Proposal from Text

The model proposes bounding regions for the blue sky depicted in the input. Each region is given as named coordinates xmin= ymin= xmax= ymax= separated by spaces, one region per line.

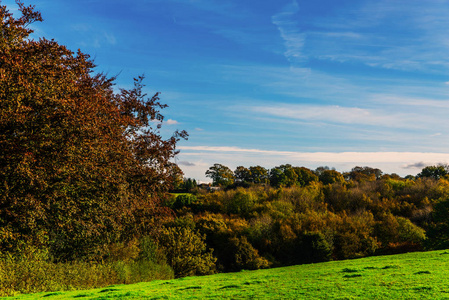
xmin=5 ymin=0 xmax=449 ymax=181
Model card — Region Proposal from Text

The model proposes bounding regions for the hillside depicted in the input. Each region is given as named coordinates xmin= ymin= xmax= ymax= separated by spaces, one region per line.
xmin=6 ymin=250 xmax=449 ymax=300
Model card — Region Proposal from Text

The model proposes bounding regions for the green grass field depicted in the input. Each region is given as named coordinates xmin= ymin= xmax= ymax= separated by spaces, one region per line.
xmin=5 ymin=250 xmax=449 ymax=299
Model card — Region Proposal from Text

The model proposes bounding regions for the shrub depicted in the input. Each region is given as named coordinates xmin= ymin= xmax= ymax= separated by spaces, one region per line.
xmin=158 ymin=227 xmax=216 ymax=278
xmin=170 ymin=194 xmax=199 ymax=210
xmin=425 ymin=197 xmax=449 ymax=250
xmin=396 ymin=216 xmax=426 ymax=243
xmin=219 ymin=236 xmax=270 ymax=272
xmin=226 ymin=190 xmax=256 ymax=216
xmin=0 ymin=244 xmax=174 ymax=297
xmin=296 ymin=232 xmax=332 ymax=264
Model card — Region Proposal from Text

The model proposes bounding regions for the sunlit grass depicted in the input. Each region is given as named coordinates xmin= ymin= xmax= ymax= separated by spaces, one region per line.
xmin=6 ymin=250 xmax=449 ymax=299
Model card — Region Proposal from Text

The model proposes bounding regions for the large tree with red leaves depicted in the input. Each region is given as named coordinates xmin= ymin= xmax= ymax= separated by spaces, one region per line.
xmin=0 ymin=1 xmax=187 ymax=260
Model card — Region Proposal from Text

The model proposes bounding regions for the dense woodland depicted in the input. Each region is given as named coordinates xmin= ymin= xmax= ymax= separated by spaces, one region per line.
xmin=165 ymin=163 xmax=449 ymax=275
xmin=1 ymin=2 xmax=449 ymax=296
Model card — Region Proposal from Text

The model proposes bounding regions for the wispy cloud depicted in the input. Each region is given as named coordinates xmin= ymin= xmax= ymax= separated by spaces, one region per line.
xmin=315 ymin=31 xmax=363 ymax=39
xmin=271 ymin=0 xmax=306 ymax=64
xmin=303 ymin=0 xmax=449 ymax=72
xmin=163 ymin=0 xmax=242 ymax=17
xmin=70 ymin=23 xmax=117 ymax=48
xmin=371 ymin=95 xmax=449 ymax=108
xmin=248 ymin=104 xmax=413 ymax=128
xmin=71 ymin=23 xmax=91 ymax=32
xmin=104 ymin=32 xmax=117 ymax=45
xmin=236 ymin=97 xmax=449 ymax=132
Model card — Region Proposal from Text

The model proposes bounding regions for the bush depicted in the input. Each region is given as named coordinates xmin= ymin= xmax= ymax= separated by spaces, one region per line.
xmin=0 ymin=244 xmax=174 ymax=297
xmin=396 ymin=216 xmax=426 ymax=243
xmin=425 ymin=197 xmax=449 ymax=250
xmin=158 ymin=227 xmax=216 ymax=278
xmin=219 ymin=236 xmax=270 ymax=272
xmin=170 ymin=194 xmax=200 ymax=210
xmin=226 ymin=190 xmax=256 ymax=216
xmin=297 ymin=232 xmax=332 ymax=264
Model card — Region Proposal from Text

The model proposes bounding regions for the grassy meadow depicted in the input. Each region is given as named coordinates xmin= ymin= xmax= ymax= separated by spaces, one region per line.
xmin=4 ymin=250 xmax=449 ymax=299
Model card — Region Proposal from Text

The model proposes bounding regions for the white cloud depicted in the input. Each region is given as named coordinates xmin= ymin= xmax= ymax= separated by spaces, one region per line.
xmin=179 ymin=145 xmax=295 ymax=156
xmin=177 ymin=145 xmax=449 ymax=181
xmin=179 ymin=145 xmax=449 ymax=164
xmin=166 ymin=119 xmax=179 ymax=125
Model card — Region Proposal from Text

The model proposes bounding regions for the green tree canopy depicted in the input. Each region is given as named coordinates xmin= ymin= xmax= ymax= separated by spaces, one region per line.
xmin=269 ymin=164 xmax=298 ymax=187
xmin=319 ymin=169 xmax=345 ymax=185
xmin=345 ymin=166 xmax=382 ymax=182
xmin=234 ymin=166 xmax=252 ymax=184
xmin=249 ymin=166 xmax=269 ymax=185
xmin=205 ymin=164 xmax=234 ymax=187
xmin=293 ymin=167 xmax=319 ymax=186
xmin=417 ymin=165 xmax=449 ymax=180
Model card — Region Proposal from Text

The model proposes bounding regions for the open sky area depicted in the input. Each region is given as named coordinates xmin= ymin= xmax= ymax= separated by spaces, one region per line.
xmin=4 ymin=0 xmax=449 ymax=182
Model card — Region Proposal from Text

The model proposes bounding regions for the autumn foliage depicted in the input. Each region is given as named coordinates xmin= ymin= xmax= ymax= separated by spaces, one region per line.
xmin=169 ymin=173 xmax=446 ymax=271
xmin=3 ymin=2 xmax=449 ymax=297
xmin=0 ymin=2 xmax=186 ymax=261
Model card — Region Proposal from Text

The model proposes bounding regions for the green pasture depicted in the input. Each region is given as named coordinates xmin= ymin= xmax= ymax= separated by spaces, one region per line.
xmin=5 ymin=250 xmax=449 ymax=299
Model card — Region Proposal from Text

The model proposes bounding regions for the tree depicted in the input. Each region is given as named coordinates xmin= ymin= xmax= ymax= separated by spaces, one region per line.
xmin=417 ymin=165 xmax=449 ymax=180
xmin=345 ymin=166 xmax=382 ymax=182
xmin=234 ymin=166 xmax=251 ymax=185
xmin=269 ymin=164 xmax=298 ymax=187
xmin=319 ymin=169 xmax=345 ymax=185
xmin=314 ymin=166 xmax=332 ymax=177
xmin=425 ymin=197 xmax=449 ymax=250
xmin=181 ymin=178 xmax=197 ymax=192
xmin=158 ymin=227 xmax=216 ymax=277
xmin=249 ymin=165 xmax=269 ymax=185
xmin=293 ymin=167 xmax=318 ymax=187
xmin=220 ymin=236 xmax=269 ymax=271
xmin=0 ymin=2 xmax=187 ymax=260
xmin=168 ymin=163 xmax=185 ymax=191
xmin=205 ymin=164 xmax=234 ymax=187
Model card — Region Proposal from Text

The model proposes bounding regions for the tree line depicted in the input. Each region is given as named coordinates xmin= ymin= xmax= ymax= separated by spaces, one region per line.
xmin=163 ymin=163 xmax=449 ymax=275
xmin=202 ymin=163 xmax=440 ymax=189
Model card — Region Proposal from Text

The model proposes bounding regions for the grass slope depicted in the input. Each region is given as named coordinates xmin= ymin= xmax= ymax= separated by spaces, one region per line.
xmin=5 ymin=250 xmax=449 ymax=299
